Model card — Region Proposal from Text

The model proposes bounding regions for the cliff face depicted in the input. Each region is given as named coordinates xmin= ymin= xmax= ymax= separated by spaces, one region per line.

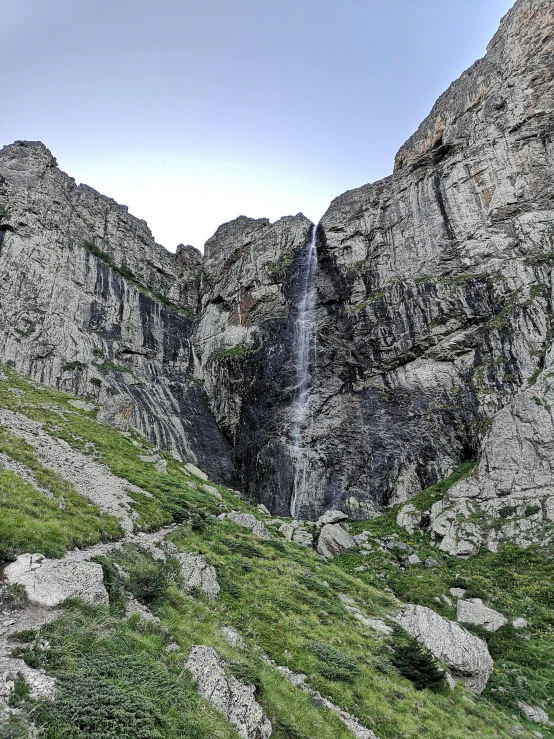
xmin=0 ymin=141 xmax=232 ymax=482
xmin=1 ymin=0 xmax=553 ymax=533
xmin=301 ymin=0 xmax=554 ymax=517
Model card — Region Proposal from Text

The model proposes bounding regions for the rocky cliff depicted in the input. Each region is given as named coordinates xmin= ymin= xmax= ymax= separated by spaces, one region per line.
xmin=1 ymin=0 xmax=554 ymax=534
xmin=0 ymin=141 xmax=232 ymax=482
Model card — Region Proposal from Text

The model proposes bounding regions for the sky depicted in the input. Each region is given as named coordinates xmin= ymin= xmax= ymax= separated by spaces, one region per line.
xmin=4 ymin=0 xmax=514 ymax=252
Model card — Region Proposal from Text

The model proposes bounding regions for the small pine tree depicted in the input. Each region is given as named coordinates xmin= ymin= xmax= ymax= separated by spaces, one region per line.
xmin=391 ymin=630 xmax=446 ymax=691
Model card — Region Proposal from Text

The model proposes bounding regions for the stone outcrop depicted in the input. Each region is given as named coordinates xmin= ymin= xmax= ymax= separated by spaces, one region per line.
xmin=185 ymin=645 xmax=272 ymax=739
xmin=221 ymin=511 xmax=271 ymax=540
xmin=0 ymin=140 xmax=232 ymax=482
xmin=457 ymin=599 xmax=508 ymax=632
xmin=177 ymin=553 xmax=220 ymax=599
xmin=4 ymin=554 xmax=108 ymax=608
xmin=1 ymin=0 xmax=554 ymax=533
xmin=316 ymin=523 xmax=357 ymax=559
xmin=393 ymin=604 xmax=493 ymax=693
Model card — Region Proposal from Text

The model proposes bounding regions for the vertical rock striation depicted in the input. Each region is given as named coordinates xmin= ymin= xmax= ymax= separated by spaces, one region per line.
xmin=0 ymin=141 xmax=232 ymax=481
xmin=2 ymin=0 xmax=554 ymax=529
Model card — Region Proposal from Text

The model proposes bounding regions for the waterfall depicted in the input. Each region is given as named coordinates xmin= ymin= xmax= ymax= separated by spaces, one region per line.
xmin=290 ymin=224 xmax=318 ymax=517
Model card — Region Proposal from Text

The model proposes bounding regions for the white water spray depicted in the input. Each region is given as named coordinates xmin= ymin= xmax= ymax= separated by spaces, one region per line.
xmin=290 ymin=225 xmax=318 ymax=517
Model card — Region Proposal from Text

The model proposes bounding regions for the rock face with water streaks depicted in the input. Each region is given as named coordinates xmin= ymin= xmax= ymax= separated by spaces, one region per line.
xmin=1 ymin=0 xmax=554 ymax=535
xmin=0 ymin=140 xmax=232 ymax=481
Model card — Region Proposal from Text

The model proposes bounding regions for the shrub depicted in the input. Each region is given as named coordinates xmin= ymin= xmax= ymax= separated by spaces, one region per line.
xmin=0 ymin=583 xmax=27 ymax=610
xmin=390 ymin=629 xmax=445 ymax=691
xmin=9 ymin=674 xmax=30 ymax=706
xmin=306 ymin=641 xmax=360 ymax=683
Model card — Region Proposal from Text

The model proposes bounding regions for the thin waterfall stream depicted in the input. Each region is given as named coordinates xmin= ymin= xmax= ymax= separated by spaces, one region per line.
xmin=290 ymin=224 xmax=318 ymax=517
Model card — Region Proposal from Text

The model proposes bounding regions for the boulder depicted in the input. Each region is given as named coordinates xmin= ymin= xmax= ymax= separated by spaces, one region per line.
xmin=278 ymin=522 xmax=295 ymax=541
xmin=425 ymin=558 xmax=440 ymax=568
xmin=183 ymin=462 xmax=209 ymax=481
xmin=393 ymin=604 xmax=493 ymax=693
xmin=225 ymin=512 xmax=271 ymax=540
xmin=457 ymin=599 xmax=508 ymax=632
xmin=396 ymin=504 xmax=423 ymax=534
xmin=518 ymin=701 xmax=551 ymax=725
xmin=407 ymin=554 xmax=421 ymax=565
xmin=177 ymin=553 xmax=220 ymax=598
xmin=316 ymin=509 xmax=348 ymax=527
xmin=291 ymin=528 xmax=313 ymax=548
xmin=97 ymin=395 xmax=134 ymax=431
xmin=513 ymin=617 xmax=528 ymax=630
xmin=449 ymin=588 xmax=466 ymax=599
xmin=220 ymin=626 xmax=246 ymax=650
xmin=316 ymin=524 xmax=357 ymax=559
xmin=185 ymin=646 xmax=272 ymax=739
xmin=4 ymin=553 xmax=108 ymax=608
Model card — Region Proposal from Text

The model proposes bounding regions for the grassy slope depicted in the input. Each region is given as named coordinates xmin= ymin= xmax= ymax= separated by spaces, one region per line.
xmin=0 ymin=365 xmax=551 ymax=739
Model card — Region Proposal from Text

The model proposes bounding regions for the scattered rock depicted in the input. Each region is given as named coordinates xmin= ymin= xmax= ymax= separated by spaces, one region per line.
xmin=291 ymin=528 xmax=313 ymax=548
xmin=256 ymin=504 xmax=270 ymax=516
xmin=316 ymin=524 xmax=357 ymax=559
xmin=225 ymin=512 xmax=271 ymax=540
xmin=518 ymin=702 xmax=551 ymax=725
xmin=425 ymin=558 xmax=440 ymax=568
xmin=125 ymin=593 xmax=160 ymax=623
xmin=278 ymin=522 xmax=295 ymax=541
xmin=177 ymin=553 xmax=220 ymax=599
xmin=4 ymin=554 xmax=108 ymax=608
xmin=407 ymin=554 xmax=421 ymax=565
xmin=513 ymin=618 xmax=528 ymax=630
xmin=183 ymin=462 xmax=209 ymax=481
xmin=393 ymin=604 xmax=493 ymax=693
xmin=220 ymin=626 xmax=246 ymax=650
xmin=316 ymin=509 xmax=348 ymax=527
xmin=185 ymin=646 xmax=272 ymax=739
xmin=354 ymin=532 xmax=370 ymax=545
xmin=68 ymin=399 xmax=96 ymax=412
xmin=457 ymin=599 xmax=508 ymax=632
xmin=449 ymin=588 xmax=466 ymax=599
xmin=396 ymin=503 xmax=423 ymax=534
xmin=97 ymin=394 xmax=134 ymax=431
xmin=201 ymin=483 xmax=223 ymax=500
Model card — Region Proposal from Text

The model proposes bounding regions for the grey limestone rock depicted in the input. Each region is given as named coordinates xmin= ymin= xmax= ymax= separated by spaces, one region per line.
xmin=316 ymin=509 xmax=349 ymax=526
xmin=517 ymin=702 xmax=552 ymax=726
xmin=393 ymin=604 xmax=493 ymax=693
xmin=220 ymin=626 xmax=247 ymax=650
xmin=185 ymin=645 xmax=272 ymax=739
xmin=5 ymin=554 xmax=108 ymax=608
xmin=316 ymin=523 xmax=357 ymax=559
xmin=177 ymin=553 xmax=220 ymax=599
xmin=457 ymin=599 xmax=508 ymax=632
xmin=0 ymin=140 xmax=232 ymax=484
xmin=225 ymin=511 xmax=271 ymax=540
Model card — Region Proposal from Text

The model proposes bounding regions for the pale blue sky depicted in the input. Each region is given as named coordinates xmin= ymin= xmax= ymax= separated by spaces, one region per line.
xmin=4 ymin=0 xmax=514 ymax=251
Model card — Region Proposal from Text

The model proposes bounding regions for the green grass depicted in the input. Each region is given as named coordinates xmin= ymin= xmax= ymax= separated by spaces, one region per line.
xmin=1 ymin=365 xmax=551 ymax=738
xmin=339 ymin=483 xmax=554 ymax=737
xmin=18 ymin=603 xmax=240 ymax=739
xmin=0 ymin=427 xmax=122 ymax=559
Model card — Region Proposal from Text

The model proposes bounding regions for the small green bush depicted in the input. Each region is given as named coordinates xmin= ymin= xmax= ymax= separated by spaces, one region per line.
xmin=9 ymin=674 xmax=31 ymax=707
xmin=390 ymin=629 xmax=445 ymax=691
xmin=306 ymin=641 xmax=360 ymax=683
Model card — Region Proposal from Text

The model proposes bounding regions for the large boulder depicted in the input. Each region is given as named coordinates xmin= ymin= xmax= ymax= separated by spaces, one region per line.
xmin=185 ymin=645 xmax=272 ymax=739
xmin=316 ymin=509 xmax=349 ymax=527
xmin=177 ymin=553 xmax=220 ymax=599
xmin=316 ymin=524 xmax=357 ymax=559
xmin=457 ymin=599 xmax=508 ymax=632
xmin=224 ymin=512 xmax=271 ymax=540
xmin=393 ymin=604 xmax=493 ymax=693
xmin=4 ymin=553 xmax=108 ymax=608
